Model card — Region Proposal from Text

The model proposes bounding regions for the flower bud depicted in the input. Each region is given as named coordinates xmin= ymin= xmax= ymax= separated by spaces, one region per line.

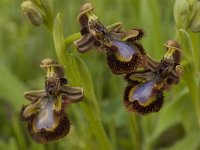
xmin=187 ymin=0 xmax=198 ymax=21
xmin=21 ymin=1 xmax=43 ymax=26
xmin=189 ymin=2 xmax=200 ymax=32
xmin=174 ymin=0 xmax=189 ymax=29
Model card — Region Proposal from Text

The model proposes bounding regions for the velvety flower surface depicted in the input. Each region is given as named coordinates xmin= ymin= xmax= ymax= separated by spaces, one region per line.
xmin=21 ymin=58 xmax=83 ymax=143
xmin=74 ymin=2 xmax=146 ymax=75
xmin=123 ymin=40 xmax=182 ymax=114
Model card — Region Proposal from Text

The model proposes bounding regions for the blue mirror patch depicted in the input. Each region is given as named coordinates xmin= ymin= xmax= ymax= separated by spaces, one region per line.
xmin=34 ymin=97 xmax=57 ymax=130
xmin=132 ymin=78 xmax=158 ymax=104
xmin=112 ymin=40 xmax=136 ymax=60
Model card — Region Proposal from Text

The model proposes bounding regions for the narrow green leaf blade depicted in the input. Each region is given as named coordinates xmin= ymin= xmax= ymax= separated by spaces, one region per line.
xmin=168 ymin=131 xmax=200 ymax=150
xmin=0 ymin=62 xmax=27 ymax=110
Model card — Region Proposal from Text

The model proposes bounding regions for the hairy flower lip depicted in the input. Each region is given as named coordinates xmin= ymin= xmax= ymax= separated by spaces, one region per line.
xmin=126 ymin=73 xmax=163 ymax=105
xmin=123 ymin=40 xmax=182 ymax=114
xmin=76 ymin=3 xmax=145 ymax=58
xmin=123 ymin=83 xmax=164 ymax=115
xmin=21 ymin=58 xmax=84 ymax=143
xmin=130 ymin=78 xmax=158 ymax=103
xmin=28 ymin=110 xmax=70 ymax=143
xmin=106 ymin=42 xmax=146 ymax=75
xmin=76 ymin=6 xmax=147 ymax=74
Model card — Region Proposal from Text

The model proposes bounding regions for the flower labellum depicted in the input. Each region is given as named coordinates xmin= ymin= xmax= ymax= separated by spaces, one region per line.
xmin=74 ymin=2 xmax=146 ymax=75
xmin=123 ymin=40 xmax=182 ymax=114
xmin=21 ymin=58 xmax=83 ymax=143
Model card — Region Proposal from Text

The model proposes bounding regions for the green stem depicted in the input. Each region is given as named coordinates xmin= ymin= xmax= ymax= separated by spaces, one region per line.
xmin=70 ymin=105 xmax=93 ymax=150
xmin=176 ymin=29 xmax=200 ymax=129
xmin=64 ymin=32 xmax=81 ymax=48
xmin=108 ymin=118 xmax=117 ymax=150
xmin=55 ymin=42 xmax=113 ymax=150
xmin=190 ymin=33 xmax=200 ymax=128
xmin=12 ymin=114 xmax=26 ymax=150
xmin=128 ymin=114 xmax=141 ymax=150
xmin=82 ymin=106 xmax=113 ymax=150
xmin=142 ymin=116 xmax=152 ymax=150
xmin=52 ymin=14 xmax=113 ymax=150
xmin=198 ymin=82 xmax=200 ymax=127
xmin=40 ymin=0 xmax=54 ymax=31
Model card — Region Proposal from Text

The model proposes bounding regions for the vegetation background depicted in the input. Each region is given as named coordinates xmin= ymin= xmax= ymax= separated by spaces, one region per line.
xmin=0 ymin=0 xmax=200 ymax=150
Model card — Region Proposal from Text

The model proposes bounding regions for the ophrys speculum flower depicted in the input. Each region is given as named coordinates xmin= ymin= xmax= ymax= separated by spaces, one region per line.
xmin=21 ymin=58 xmax=83 ymax=143
xmin=124 ymin=40 xmax=182 ymax=114
xmin=74 ymin=2 xmax=146 ymax=75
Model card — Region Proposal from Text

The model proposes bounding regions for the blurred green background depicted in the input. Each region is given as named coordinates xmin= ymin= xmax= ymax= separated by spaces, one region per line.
xmin=0 ymin=0 xmax=200 ymax=150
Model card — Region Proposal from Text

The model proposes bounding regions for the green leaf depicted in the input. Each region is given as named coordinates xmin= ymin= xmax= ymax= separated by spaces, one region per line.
xmin=70 ymin=55 xmax=96 ymax=102
xmin=0 ymin=138 xmax=18 ymax=150
xmin=29 ymin=141 xmax=45 ymax=150
xmin=182 ymin=64 xmax=198 ymax=103
xmin=65 ymin=32 xmax=81 ymax=48
xmin=149 ymin=88 xmax=189 ymax=143
xmin=11 ymin=114 xmax=26 ymax=150
xmin=177 ymin=29 xmax=198 ymax=110
xmin=53 ymin=14 xmax=65 ymax=63
xmin=178 ymin=29 xmax=195 ymax=60
xmin=53 ymin=13 xmax=112 ymax=150
xmin=167 ymin=130 xmax=200 ymax=150
xmin=139 ymin=0 xmax=163 ymax=59
xmin=53 ymin=14 xmax=97 ymax=112
xmin=0 ymin=62 xmax=27 ymax=110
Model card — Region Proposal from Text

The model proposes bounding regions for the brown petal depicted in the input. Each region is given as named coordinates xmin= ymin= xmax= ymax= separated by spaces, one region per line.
xmin=23 ymin=90 xmax=45 ymax=101
xmin=125 ymin=71 xmax=155 ymax=83
xmin=121 ymin=28 xmax=144 ymax=41
xmin=77 ymin=3 xmax=95 ymax=27
xmin=145 ymin=55 xmax=159 ymax=71
xmin=74 ymin=33 xmax=97 ymax=53
xmin=106 ymin=22 xmax=123 ymax=32
xmin=20 ymin=98 xmax=42 ymax=120
xmin=60 ymin=86 xmax=83 ymax=104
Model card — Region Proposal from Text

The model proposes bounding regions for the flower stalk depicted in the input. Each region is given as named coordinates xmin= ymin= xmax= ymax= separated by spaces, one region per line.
xmin=174 ymin=0 xmax=200 ymax=128
xmin=52 ymin=14 xmax=113 ymax=150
